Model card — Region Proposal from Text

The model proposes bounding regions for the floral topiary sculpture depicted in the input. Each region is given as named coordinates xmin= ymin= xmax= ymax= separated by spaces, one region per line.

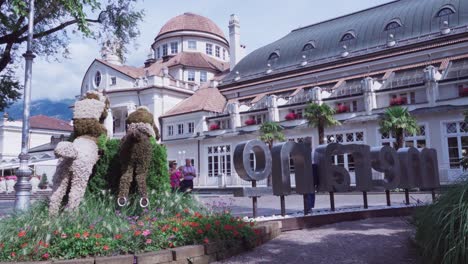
xmin=49 ymin=90 xmax=109 ymax=216
xmin=117 ymin=106 xmax=159 ymax=208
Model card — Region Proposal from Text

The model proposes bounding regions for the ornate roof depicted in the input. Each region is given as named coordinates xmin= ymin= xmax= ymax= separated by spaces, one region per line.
xmin=156 ymin=13 xmax=226 ymax=42
xmin=161 ymin=87 xmax=226 ymax=117
xmin=222 ymin=0 xmax=468 ymax=85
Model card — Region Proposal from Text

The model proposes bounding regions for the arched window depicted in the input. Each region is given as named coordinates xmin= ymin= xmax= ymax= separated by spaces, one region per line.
xmin=340 ymin=32 xmax=356 ymax=42
xmin=385 ymin=21 xmax=402 ymax=31
xmin=302 ymin=41 xmax=316 ymax=51
xmin=94 ymin=71 xmax=102 ymax=87
xmin=437 ymin=7 xmax=455 ymax=17
xmin=268 ymin=52 xmax=280 ymax=61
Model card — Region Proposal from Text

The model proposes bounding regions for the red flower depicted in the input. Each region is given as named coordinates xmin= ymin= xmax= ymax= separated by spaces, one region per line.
xmin=203 ymin=238 xmax=210 ymax=244
xmin=0 ymin=243 xmax=4 ymax=249
xmin=205 ymin=223 xmax=212 ymax=230
xmin=189 ymin=222 xmax=199 ymax=228
xmin=114 ymin=234 xmax=122 ymax=239
xmin=145 ymin=239 xmax=152 ymax=244
xmin=194 ymin=212 xmax=203 ymax=219
xmin=250 ymin=222 xmax=255 ymax=227
xmin=137 ymin=221 xmax=144 ymax=227
xmin=175 ymin=213 xmax=181 ymax=218
xmin=162 ymin=225 xmax=169 ymax=232
xmin=172 ymin=227 xmax=179 ymax=232
xmin=224 ymin=224 xmax=234 ymax=231
xmin=103 ymin=245 xmax=109 ymax=251
xmin=254 ymin=229 xmax=262 ymax=236
xmin=169 ymin=242 xmax=174 ymax=248
xmin=89 ymin=225 xmax=95 ymax=230
xmin=74 ymin=233 xmax=81 ymax=238
xmin=20 ymin=242 xmax=28 ymax=248
xmin=197 ymin=229 xmax=204 ymax=234
xmin=95 ymin=234 xmax=103 ymax=239
xmin=83 ymin=231 xmax=89 ymax=238
xmin=215 ymin=220 xmax=220 ymax=226
xmin=17 ymin=230 xmax=26 ymax=238
xmin=233 ymin=230 xmax=239 ymax=237
xmin=42 ymin=253 xmax=50 ymax=260
xmin=182 ymin=221 xmax=190 ymax=227
xmin=134 ymin=230 xmax=142 ymax=236
xmin=184 ymin=208 xmax=190 ymax=213
xmin=53 ymin=230 xmax=59 ymax=235
xmin=11 ymin=252 xmax=16 ymax=258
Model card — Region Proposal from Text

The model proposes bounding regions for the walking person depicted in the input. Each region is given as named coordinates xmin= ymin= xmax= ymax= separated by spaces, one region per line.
xmin=181 ymin=159 xmax=196 ymax=193
xmin=169 ymin=161 xmax=183 ymax=192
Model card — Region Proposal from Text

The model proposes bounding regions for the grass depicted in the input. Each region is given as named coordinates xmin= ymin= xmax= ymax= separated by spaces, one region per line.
xmin=413 ymin=175 xmax=468 ymax=264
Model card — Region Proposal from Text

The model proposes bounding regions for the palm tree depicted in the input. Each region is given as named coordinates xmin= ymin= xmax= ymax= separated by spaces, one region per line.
xmin=379 ymin=106 xmax=419 ymax=150
xmin=304 ymin=103 xmax=341 ymax=145
xmin=259 ymin=121 xmax=285 ymax=186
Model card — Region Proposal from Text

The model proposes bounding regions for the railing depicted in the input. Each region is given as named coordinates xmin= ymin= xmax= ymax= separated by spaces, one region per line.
xmin=444 ymin=59 xmax=468 ymax=80
xmin=382 ymin=69 xmax=425 ymax=89
xmin=168 ymin=78 xmax=198 ymax=91
xmin=286 ymin=89 xmax=314 ymax=105
xmin=328 ymin=80 xmax=363 ymax=98
xmin=249 ymin=96 xmax=268 ymax=111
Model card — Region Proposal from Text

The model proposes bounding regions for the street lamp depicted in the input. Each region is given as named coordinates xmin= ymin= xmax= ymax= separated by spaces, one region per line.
xmin=15 ymin=0 xmax=35 ymax=211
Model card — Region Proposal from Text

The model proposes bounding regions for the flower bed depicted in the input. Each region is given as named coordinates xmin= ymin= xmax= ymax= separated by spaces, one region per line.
xmin=0 ymin=192 xmax=259 ymax=262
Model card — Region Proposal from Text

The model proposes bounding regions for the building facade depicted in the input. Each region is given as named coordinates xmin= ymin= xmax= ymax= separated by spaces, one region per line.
xmin=83 ymin=0 xmax=468 ymax=189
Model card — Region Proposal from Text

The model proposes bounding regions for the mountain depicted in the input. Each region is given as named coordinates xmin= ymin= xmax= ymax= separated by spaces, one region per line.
xmin=2 ymin=98 xmax=74 ymax=121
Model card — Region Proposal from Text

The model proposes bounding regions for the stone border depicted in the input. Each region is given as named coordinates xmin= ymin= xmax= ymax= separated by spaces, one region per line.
xmin=0 ymin=222 xmax=282 ymax=264
xmin=261 ymin=206 xmax=418 ymax=232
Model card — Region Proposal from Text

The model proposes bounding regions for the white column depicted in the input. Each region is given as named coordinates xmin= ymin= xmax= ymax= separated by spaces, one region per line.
xmin=311 ymin=86 xmax=323 ymax=105
xmin=424 ymin=65 xmax=439 ymax=107
xmin=362 ymin=77 xmax=376 ymax=115
xmin=227 ymin=102 xmax=241 ymax=129
xmin=267 ymin=95 xmax=279 ymax=122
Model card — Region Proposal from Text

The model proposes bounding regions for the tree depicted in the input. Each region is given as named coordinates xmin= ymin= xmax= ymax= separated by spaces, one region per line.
xmin=304 ymin=103 xmax=341 ymax=145
xmin=0 ymin=0 xmax=144 ymax=111
xmin=379 ymin=106 xmax=419 ymax=150
xmin=259 ymin=121 xmax=285 ymax=186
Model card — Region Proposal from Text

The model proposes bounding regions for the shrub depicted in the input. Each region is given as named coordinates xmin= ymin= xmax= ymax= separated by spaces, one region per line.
xmin=0 ymin=192 xmax=255 ymax=261
xmin=38 ymin=174 xmax=48 ymax=189
xmin=87 ymin=136 xmax=170 ymax=196
xmin=413 ymin=176 xmax=468 ymax=264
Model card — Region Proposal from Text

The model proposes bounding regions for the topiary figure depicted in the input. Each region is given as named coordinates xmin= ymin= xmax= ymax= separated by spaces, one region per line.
xmin=117 ymin=106 xmax=158 ymax=207
xmin=48 ymin=90 xmax=109 ymax=216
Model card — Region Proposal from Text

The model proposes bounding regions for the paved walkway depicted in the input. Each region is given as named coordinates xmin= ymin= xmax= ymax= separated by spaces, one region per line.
xmin=215 ymin=217 xmax=419 ymax=264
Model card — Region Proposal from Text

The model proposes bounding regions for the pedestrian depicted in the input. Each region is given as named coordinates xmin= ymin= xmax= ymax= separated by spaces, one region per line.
xmin=181 ymin=159 xmax=196 ymax=193
xmin=169 ymin=161 xmax=183 ymax=192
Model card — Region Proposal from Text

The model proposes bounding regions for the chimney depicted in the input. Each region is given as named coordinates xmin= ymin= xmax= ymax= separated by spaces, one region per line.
xmin=229 ymin=14 xmax=242 ymax=70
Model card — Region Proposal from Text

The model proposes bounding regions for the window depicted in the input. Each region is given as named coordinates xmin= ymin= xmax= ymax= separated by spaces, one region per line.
xmin=268 ymin=52 xmax=279 ymax=61
xmin=302 ymin=41 xmax=316 ymax=51
xmin=162 ymin=44 xmax=168 ymax=56
xmin=340 ymin=32 xmax=356 ymax=42
xmin=206 ymin=43 xmax=213 ymax=55
xmin=223 ymin=49 xmax=226 ymax=60
xmin=156 ymin=47 xmax=160 ymax=58
xmin=177 ymin=124 xmax=184 ymax=135
xmin=327 ymin=131 xmax=364 ymax=172
xmin=215 ymin=46 xmax=220 ymax=57
xmin=385 ymin=21 xmax=402 ymax=31
xmin=188 ymin=40 xmax=197 ymax=50
xmin=170 ymin=42 xmax=178 ymax=54
xmin=188 ymin=70 xmax=195 ymax=82
xmin=445 ymin=121 xmax=468 ymax=169
xmin=188 ymin=122 xmax=195 ymax=133
xmin=437 ymin=7 xmax=455 ymax=17
xmin=94 ymin=71 xmax=101 ymax=87
xmin=437 ymin=6 xmax=456 ymax=28
xmin=168 ymin=125 xmax=174 ymax=136
xmin=207 ymin=145 xmax=232 ymax=177
xmin=200 ymin=71 xmax=207 ymax=83
xmin=219 ymin=119 xmax=231 ymax=129
xmin=380 ymin=125 xmax=427 ymax=149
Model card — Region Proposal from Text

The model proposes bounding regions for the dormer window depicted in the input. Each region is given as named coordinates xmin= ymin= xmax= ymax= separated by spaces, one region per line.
xmin=384 ymin=21 xmax=402 ymax=31
xmin=340 ymin=32 xmax=356 ymax=42
xmin=268 ymin=52 xmax=280 ymax=61
xmin=437 ymin=5 xmax=456 ymax=30
xmin=267 ymin=50 xmax=280 ymax=71
xmin=302 ymin=41 xmax=316 ymax=51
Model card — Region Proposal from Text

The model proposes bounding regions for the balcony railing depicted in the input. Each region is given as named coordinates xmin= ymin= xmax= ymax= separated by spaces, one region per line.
xmin=383 ymin=69 xmax=425 ymax=89
xmin=328 ymin=80 xmax=363 ymax=98
xmin=444 ymin=59 xmax=468 ymax=80
xmin=286 ymin=89 xmax=315 ymax=105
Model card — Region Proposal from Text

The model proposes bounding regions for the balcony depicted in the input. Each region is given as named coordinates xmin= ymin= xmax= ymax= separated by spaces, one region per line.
xmin=336 ymin=104 xmax=350 ymax=113
xmin=382 ymin=68 xmax=425 ymax=90
xmin=444 ymin=59 xmax=468 ymax=81
xmin=327 ymin=79 xmax=363 ymax=99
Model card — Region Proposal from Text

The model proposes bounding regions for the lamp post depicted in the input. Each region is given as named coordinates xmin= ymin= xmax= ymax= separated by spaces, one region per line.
xmin=14 ymin=0 xmax=35 ymax=211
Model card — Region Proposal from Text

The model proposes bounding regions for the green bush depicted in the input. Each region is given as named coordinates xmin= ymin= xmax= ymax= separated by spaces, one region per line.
xmin=413 ymin=176 xmax=468 ymax=264
xmin=87 ymin=136 xmax=170 ymax=196
xmin=0 ymin=192 xmax=256 ymax=261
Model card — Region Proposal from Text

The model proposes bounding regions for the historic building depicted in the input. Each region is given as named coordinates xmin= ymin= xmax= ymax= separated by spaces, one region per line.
xmin=82 ymin=0 xmax=468 ymax=189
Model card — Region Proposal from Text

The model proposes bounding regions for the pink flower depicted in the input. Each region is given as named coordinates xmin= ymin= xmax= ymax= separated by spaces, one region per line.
xmin=142 ymin=229 xmax=151 ymax=237
xmin=61 ymin=233 xmax=67 ymax=239
xmin=42 ymin=253 xmax=50 ymax=260
xmin=145 ymin=239 xmax=152 ymax=244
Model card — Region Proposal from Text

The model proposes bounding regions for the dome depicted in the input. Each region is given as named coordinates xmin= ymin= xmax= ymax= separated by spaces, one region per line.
xmin=156 ymin=13 xmax=227 ymax=42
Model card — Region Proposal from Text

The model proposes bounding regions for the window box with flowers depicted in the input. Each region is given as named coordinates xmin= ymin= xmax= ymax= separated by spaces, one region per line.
xmin=459 ymin=85 xmax=468 ymax=97
xmin=244 ymin=119 xmax=257 ymax=126
xmin=336 ymin=104 xmax=350 ymax=113
xmin=390 ymin=97 xmax=407 ymax=106
xmin=285 ymin=112 xmax=298 ymax=121
xmin=241 ymin=118 xmax=260 ymax=132
xmin=205 ymin=123 xmax=226 ymax=136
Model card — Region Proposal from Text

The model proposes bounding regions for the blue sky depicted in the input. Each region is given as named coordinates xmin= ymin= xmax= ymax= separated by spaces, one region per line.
xmin=29 ymin=0 xmax=390 ymax=100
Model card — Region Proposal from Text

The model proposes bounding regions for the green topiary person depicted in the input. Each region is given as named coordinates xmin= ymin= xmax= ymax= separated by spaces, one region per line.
xmin=117 ymin=106 xmax=160 ymax=207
